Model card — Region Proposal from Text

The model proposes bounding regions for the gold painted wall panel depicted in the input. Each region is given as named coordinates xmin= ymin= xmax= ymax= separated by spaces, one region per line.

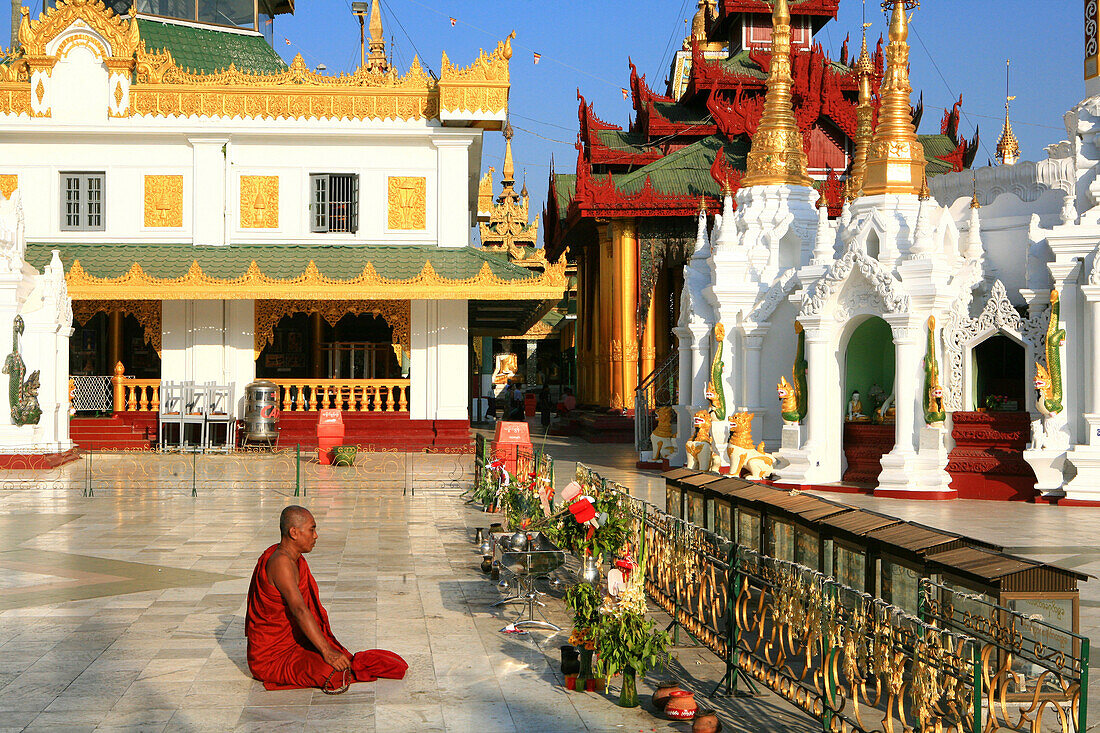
xmin=0 ymin=174 xmax=17 ymax=198
xmin=387 ymin=176 xmax=426 ymax=230
xmin=143 ymin=175 xmax=183 ymax=228
xmin=240 ymin=175 xmax=279 ymax=229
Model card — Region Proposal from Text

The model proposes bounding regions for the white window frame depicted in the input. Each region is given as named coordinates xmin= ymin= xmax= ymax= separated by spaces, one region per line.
xmin=309 ymin=173 xmax=359 ymax=233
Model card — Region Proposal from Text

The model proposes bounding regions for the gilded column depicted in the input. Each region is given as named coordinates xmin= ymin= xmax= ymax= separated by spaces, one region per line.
xmin=1087 ymin=0 xmax=1100 ymax=92
xmin=108 ymin=309 xmax=123 ymax=372
xmin=642 ymin=279 xmax=657 ymax=391
xmin=849 ymin=28 xmax=875 ymax=195
xmin=598 ymin=224 xmax=614 ymax=407
xmin=861 ymin=0 xmax=926 ymax=197
xmin=575 ymin=249 xmax=588 ymax=403
xmin=620 ymin=219 xmax=639 ymax=413
xmin=609 ymin=221 xmax=625 ymax=411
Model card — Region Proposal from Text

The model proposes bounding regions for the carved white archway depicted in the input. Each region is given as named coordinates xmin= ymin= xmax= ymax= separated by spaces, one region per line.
xmin=941 ymin=280 xmax=1048 ymax=411
xmin=799 ymin=245 xmax=910 ymax=321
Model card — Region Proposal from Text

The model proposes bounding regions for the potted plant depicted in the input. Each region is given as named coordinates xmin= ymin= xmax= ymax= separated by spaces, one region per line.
xmin=593 ymin=542 xmax=671 ymax=707
xmin=984 ymin=394 xmax=1009 ymax=412
xmin=565 ymin=582 xmax=601 ymax=691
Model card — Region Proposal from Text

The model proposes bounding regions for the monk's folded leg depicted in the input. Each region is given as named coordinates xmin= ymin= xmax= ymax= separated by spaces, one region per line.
xmin=259 ymin=646 xmax=339 ymax=691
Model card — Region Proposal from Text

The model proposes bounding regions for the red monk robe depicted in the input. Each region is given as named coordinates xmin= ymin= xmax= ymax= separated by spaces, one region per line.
xmin=246 ymin=543 xmax=407 ymax=690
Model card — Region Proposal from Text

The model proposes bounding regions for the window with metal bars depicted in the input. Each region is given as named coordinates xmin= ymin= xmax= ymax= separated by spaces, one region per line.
xmin=310 ymin=173 xmax=359 ymax=233
xmin=60 ymin=172 xmax=105 ymax=231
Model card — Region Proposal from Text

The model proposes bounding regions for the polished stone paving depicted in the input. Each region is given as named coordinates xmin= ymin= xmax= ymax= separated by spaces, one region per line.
xmin=0 ymin=445 xmax=811 ymax=732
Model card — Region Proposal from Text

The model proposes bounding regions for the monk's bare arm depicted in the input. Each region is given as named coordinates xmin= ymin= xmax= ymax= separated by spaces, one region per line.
xmin=267 ymin=552 xmax=351 ymax=671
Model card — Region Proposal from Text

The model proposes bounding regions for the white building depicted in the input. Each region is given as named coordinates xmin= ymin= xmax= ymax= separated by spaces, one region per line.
xmin=670 ymin=0 xmax=1100 ymax=504
xmin=0 ymin=0 xmax=563 ymax=451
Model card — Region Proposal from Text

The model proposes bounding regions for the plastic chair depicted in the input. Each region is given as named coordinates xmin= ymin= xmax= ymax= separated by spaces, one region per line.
xmin=180 ymin=382 xmax=208 ymax=452
xmin=203 ymin=383 xmax=235 ymax=453
xmin=158 ymin=381 xmax=184 ymax=452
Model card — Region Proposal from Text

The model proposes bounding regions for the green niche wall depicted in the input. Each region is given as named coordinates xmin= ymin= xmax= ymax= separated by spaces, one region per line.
xmin=844 ymin=317 xmax=895 ymax=418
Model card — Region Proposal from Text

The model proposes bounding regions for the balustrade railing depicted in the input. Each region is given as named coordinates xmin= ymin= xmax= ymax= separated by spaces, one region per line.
xmin=267 ymin=379 xmax=410 ymax=413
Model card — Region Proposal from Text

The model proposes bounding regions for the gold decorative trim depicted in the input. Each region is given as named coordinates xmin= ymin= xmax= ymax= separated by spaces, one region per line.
xmin=72 ymin=299 xmax=161 ymax=356
xmin=0 ymin=0 xmax=511 ymax=121
xmin=0 ymin=174 xmax=17 ymax=198
xmin=143 ymin=175 xmax=183 ymax=228
xmin=387 ymin=176 xmax=426 ymax=230
xmin=63 ymin=257 xmax=568 ymax=302
xmin=240 ymin=175 xmax=279 ymax=229
xmin=254 ymin=299 xmax=409 ymax=360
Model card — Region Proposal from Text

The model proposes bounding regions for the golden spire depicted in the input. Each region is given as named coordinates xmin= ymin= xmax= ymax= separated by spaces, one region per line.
xmin=969 ymin=175 xmax=980 ymax=209
xmin=997 ymin=59 xmax=1020 ymax=165
xmin=741 ymin=0 xmax=813 ymax=188
xmin=502 ymin=122 xmax=515 ymax=183
xmin=366 ymin=0 xmax=388 ymax=73
xmin=849 ymin=21 xmax=875 ymax=194
xmin=861 ymin=0 xmax=926 ymax=197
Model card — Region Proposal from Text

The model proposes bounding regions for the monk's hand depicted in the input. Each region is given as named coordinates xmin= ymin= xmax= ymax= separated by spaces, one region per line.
xmin=323 ymin=647 xmax=352 ymax=672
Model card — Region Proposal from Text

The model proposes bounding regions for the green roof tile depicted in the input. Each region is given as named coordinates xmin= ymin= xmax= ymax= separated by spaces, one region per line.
xmin=137 ymin=18 xmax=287 ymax=75
xmin=24 ymin=243 xmax=536 ymax=282
xmin=611 ymin=135 xmax=749 ymax=198
xmin=919 ymin=133 xmax=962 ymax=177
xmin=594 ymin=129 xmax=655 ymax=155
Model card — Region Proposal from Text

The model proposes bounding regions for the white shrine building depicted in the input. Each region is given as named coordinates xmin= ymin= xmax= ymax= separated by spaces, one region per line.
xmin=668 ymin=0 xmax=1100 ymax=504
xmin=0 ymin=0 xmax=563 ymax=452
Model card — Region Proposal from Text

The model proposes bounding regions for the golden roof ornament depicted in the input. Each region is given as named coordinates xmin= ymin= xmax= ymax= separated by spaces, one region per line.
xmin=969 ymin=176 xmax=980 ymax=209
xmin=367 ymin=0 xmax=389 ymax=73
xmin=480 ymin=127 xmax=540 ymax=263
xmin=502 ymin=122 xmax=515 ymax=183
xmin=918 ymin=174 xmax=930 ymax=200
xmin=740 ymin=0 xmax=813 ymax=188
xmin=997 ymin=59 xmax=1020 ymax=165
xmin=849 ymin=22 xmax=875 ymax=194
xmin=861 ymin=0 xmax=926 ymax=197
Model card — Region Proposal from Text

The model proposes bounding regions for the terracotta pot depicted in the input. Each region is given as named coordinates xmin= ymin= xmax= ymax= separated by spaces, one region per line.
xmin=651 ymin=680 xmax=683 ymax=711
xmin=665 ymin=690 xmax=697 ymax=720
xmin=692 ymin=709 xmax=722 ymax=733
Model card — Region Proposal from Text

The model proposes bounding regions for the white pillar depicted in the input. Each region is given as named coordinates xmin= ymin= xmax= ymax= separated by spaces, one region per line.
xmin=436 ymin=300 xmax=469 ymax=421
xmin=743 ymin=327 xmax=768 ymax=412
xmin=189 ymin=137 xmax=229 ymax=246
xmin=409 ymin=299 xmax=433 ymax=420
xmin=1049 ymin=261 xmax=1082 ymax=444
xmin=432 ymin=137 xmax=474 ymax=248
xmin=888 ymin=319 xmax=920 ymax=457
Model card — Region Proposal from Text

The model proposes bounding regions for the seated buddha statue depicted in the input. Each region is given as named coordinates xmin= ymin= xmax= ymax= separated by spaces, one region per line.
xmin=846 ymin=391 xmax=869 ymax=422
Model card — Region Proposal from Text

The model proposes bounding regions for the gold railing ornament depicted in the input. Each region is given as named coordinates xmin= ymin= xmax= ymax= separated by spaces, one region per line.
xmin=268 ymin=378 xmax=410 ymax=413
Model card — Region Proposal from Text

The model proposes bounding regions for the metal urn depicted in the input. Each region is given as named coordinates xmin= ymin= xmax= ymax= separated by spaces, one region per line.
xmin=581 ymin=556 xmax=600 ymax=586
xmin=508 ymin=531 xmax=529 ymax=552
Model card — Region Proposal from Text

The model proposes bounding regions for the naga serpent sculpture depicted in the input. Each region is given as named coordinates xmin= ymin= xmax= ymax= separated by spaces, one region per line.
xmin=3 ymin=315 xmax=42 ymax=426
xmin=706 ymin=323 xmax=726 ymax=421
xmin=779 ymin=321 xmax=808 ymax=424
xmin=923 ymin=315 xmax=946 ymax=425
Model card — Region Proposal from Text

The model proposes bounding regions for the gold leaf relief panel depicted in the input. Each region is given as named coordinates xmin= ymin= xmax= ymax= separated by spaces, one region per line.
xmin=387 ymin=177 xmax=426 ymax=231
xmin=0 ymin=174 xmax=17 ymax=198
xmin=143 ymin=175 xmax=183 ymax=228
xmin=240 ymin=175 xmax=279 ymax=229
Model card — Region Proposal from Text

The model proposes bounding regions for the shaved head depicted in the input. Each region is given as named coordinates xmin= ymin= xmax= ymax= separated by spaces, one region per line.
xmin=280 ymin=505 xmax=313 ymax=537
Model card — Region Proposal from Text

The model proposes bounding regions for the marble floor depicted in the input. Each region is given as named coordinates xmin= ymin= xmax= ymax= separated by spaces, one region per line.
xmin=0 ymin=444 xmax=812 ymax=732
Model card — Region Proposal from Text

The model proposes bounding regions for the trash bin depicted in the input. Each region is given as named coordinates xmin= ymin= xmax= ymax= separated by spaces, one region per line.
xmin=317 ymin=409 xmax=344 ymax=465
xmin=243 ymin=380 xmax=280 ymax=444
xmin=524 ymin=392 xmax=537 ymax=417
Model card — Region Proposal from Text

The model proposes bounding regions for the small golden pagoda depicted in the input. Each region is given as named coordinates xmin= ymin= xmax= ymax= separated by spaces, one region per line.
xmin=479 ymin=124 xmax=543 ymax=266
xmin=997 ymin=61 xmax=1020 ymax=166
xmin=740 ymin=0 xmax=813 ymax=188
xmin=861 ymin=0 xmax=926 ymax=197
xmin=848 ymin=24 xmax=875 ymax=195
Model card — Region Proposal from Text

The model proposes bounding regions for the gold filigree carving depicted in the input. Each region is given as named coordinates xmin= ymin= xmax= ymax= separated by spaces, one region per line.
xmin=72 ymin=299 xmax=161 ymax=356
xmin=254 ymin=300 xmax=409 ymax=360
xmin=63 ymin=256 xmax=568 ymax=302
xmin=143 ymin=175 xmax=183 ymax=228
xmin=18 ymin=0 xmax=140 ymax=59
xmin=240 ymin=176 xmax=279 ymax=229
xmin=438 ymin=32 xmax=512 ymax=114
xmin=0 ymin=174 xmax=17 ymax=198
xmin=477 ymin=167 xmax=495 ymax=213
xmin=387 ymin=176 xmax=426 ymax=230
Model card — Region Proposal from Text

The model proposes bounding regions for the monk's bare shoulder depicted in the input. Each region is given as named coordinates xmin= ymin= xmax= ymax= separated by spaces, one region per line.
xmin=266 ymin=548 xmax=299 ymax=587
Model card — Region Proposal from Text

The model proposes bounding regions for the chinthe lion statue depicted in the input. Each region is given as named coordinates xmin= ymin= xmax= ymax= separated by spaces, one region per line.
xmin=649 ymin=406 xmax=676 ymax=461
xmin=726 ymin=412 xmax=776 ymax=481
xmin=685 ymin=409 xmax=719 ymax=472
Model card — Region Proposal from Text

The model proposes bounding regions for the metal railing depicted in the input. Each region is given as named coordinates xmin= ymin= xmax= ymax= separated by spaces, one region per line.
xmin=572 ymin=462 xmax=1087 ymax=733
xmin=634 ymin=350 xmax=678 ymax=452
xmin=70 ymin=375 xmax=114 ymax=412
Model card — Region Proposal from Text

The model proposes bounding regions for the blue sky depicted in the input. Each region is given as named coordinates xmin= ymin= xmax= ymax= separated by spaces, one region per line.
xmin=7 ymin=1 xmax=1084 ymax=245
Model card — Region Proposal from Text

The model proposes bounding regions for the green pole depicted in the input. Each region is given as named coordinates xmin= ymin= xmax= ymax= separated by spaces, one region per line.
xmin=822 ymin=585 xmax=838 ymax=732
xmin=295 ymin=443 xmax=301 ymax=497
xmin=84 ymin=450 xmax=91 ymax=497
xmin=727 ymin=543 xmax=740 ymax=696
xmin=191 ymin=449 xmax=197 ymax=497
xmin=1079 ymin=637 xmax=1089 ymax=731
xmin=971 ymin=641 xmax=982 ymax=733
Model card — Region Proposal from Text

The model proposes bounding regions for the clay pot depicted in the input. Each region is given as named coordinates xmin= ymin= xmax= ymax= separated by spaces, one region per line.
xmin=692 ymin=709 xmax=722 ymax=733
xmin=665 ymin=690 xmax=698 ymax=720
xmin=651 ymin=680 xmax=682 ymax=711
xmin=560 ymin=645 xmax=581 ymax=677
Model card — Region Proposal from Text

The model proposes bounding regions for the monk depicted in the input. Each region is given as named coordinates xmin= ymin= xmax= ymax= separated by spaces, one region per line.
xmin=246 ymin=505 xmax=408 ymax=690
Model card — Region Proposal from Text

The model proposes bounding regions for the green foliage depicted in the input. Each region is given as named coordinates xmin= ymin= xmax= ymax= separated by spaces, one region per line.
xmin=593 ymin=612 xmax=671 ymax=679
xmin=565 ymin=582 xmax=601 ymax=629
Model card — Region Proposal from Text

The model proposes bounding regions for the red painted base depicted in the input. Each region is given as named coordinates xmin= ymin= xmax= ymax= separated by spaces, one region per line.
xmin=873 ymin=487 xmax=958 ymax=500
xmin=635 ymin=459 xmax=669 ymax=471
xmin=947 ymin=473 xmax=1037 ymax=501
xmin=0 ymin=448 xmax=81 ymax=469
xmin=1054 ymin=498 xmax=1100 ymax=507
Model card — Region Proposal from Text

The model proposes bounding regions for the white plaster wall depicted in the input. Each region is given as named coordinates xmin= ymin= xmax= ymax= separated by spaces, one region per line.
xmin=159 ymin=299 xmax=255 ymax=416
xmin=49 ymin=46 xmax=109 ymax=125
xmin=758 ymin=300 xmax=798 ymax=449
xmin=409 ymin=299 xmax=469 ymax=421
